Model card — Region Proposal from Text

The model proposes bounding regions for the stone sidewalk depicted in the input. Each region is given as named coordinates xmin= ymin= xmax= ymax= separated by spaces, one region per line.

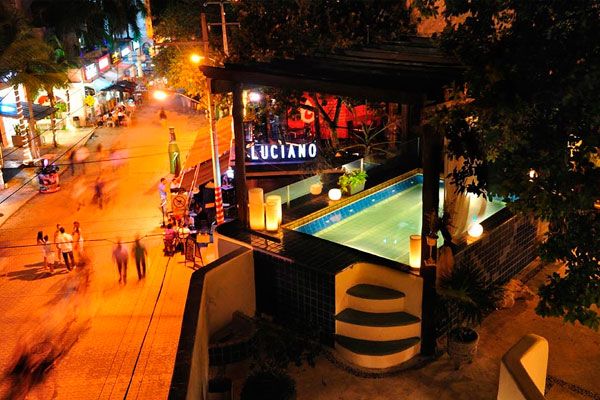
xmin=222 ymin=259 xmax=600 ymax=400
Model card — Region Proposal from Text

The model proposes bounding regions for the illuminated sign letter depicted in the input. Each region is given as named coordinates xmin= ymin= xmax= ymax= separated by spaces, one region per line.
xmin=298 ymin=144 xmax=306 ymax=158
xmin=270 ymin=145 xmax=278 ymax=159
xmin=287 ymin=145 xmax=296 ymax=159
xmin=308 ymin=143 xmax=317 ymax=158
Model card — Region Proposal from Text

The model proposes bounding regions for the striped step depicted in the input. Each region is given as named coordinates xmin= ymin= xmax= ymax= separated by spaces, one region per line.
xmin=346 ymin=284 xmax=405 ymax=313
xmin=335 ymin=335 xmax=421 ymax=369
xmin=335 ymin=308 xmax=421 ymax=341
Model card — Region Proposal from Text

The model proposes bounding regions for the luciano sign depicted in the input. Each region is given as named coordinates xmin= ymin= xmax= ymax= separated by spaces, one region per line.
xmin=247 ymin=142 xmax=318 ymax=163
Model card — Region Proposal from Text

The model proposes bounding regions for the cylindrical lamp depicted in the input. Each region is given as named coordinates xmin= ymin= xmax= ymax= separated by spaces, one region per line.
xmin=249 ymin=201 xmax=265 ymax=230
xmin=328 ymin=188 xmax=342 ymax=201
xmin=409 ymin=235 xmax=421 ymax=269
xmin=265 ymin=199 xmax=279 ymax=231
xmin=310 ymin=183 xmax=323 ymax=195
xmin=248 ymin=187 xmax=264 ymax=205
xmin=266 ymin=195 xmax=282 ymax=225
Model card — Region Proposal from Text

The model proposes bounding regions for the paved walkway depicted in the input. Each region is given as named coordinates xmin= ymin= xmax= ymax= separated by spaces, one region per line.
xmin=0 ymin=126 xmax=96 ymax=228
xmin=0 ymin=100 xmax=220 ymax=399
xmin=220 ymin=260 xmax=600 ymax=400
xmin=287 ymin=260 xmax=600 ymax=400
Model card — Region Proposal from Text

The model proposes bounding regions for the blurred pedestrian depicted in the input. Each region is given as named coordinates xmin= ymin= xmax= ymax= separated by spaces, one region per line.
xmin=158 ymin=178 xmax=167 ymax=203
xmin=57 ymin=227 xmax=75 ymax=271
xmin=93 ymin=176 xmax=105 ymax=209
xmin=159 ymin=108 xmax=167 ymax=128
xmin=53 ymin=224 xmax=62 ymax=266
xmin=71 ymin=180 xmax=86 ymax=211
xmin=132 ymin=235 xmax=147 ymax=280
xmin=112 ymin=240 xmax=128 ymax=285
xmin=72 ymin=221 xmax=84 ymax=261
xmin=42 ymin=235 xmax=55 ymax=273
xmin=68 ymin=150 xmax=76 ymax=175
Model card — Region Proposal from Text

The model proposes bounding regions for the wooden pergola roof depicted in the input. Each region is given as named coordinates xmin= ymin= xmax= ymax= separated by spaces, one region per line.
xmin=201 ymin=37 xmax=464 ymax=103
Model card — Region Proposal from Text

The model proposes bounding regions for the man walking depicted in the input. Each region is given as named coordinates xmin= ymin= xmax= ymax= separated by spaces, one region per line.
xmin=112 ymin=240 xmax=128 ymax=285
xmin=57 ymin=227 xmax=75 ymax=271
xmin=132 ymin=236 xmax=147 ymax=280
xmin=158 ymin=178 xmax=168 ymax=203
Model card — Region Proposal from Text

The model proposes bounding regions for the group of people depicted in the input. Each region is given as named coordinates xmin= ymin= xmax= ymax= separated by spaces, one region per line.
xmin=112 ymin=236 xmax=148 ymax=285
xmin=37 ymin=222 xmax=84 ymax=273
xmin=97 ymin=103 xmax=132 ymax=128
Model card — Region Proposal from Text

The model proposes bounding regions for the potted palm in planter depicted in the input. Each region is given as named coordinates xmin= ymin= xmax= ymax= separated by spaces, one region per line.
xmin=338 ymin=169 xmax=367 ymax=196
xmin=437 ymin=262 xmax=503 ymax=369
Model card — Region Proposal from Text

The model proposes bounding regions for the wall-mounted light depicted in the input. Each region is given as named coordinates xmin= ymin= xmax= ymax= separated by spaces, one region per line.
xmin=328 ymin=188 xmax=342 ymax=201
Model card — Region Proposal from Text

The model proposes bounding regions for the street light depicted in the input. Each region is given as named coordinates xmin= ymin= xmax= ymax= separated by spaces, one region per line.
xmin=190 ymin=53 xmax=204 ymax=64
xmin=153 ymin=90 xmax=168 ymax=101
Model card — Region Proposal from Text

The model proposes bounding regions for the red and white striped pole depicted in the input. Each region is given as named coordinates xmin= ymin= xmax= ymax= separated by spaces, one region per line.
xmin=206 ymin=80 xmax=225 ymax=224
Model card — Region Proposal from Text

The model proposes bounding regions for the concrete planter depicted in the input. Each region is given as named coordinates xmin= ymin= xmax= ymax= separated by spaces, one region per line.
xmin=447 ymin=328 xmax=479 ymax=370
xmin=348 ymin=181 xmax=365 ymax=196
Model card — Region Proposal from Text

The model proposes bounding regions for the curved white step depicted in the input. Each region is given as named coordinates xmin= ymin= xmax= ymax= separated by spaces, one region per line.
xmin=346 ymin=284 xmax=406 ymax=313
xmin=335 ymin=335 xmax=421 ymax=369
xmin=335 ymin=308 xmax=421 ymax=341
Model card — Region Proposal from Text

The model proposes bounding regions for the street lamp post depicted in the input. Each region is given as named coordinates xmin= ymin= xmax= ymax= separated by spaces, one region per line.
xmin=152 ymin=88 xmax=225 ymax=225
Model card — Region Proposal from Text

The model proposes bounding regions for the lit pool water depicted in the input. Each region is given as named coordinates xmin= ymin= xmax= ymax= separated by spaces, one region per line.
xmin=294 ymin=175 xmax=504 ymax=264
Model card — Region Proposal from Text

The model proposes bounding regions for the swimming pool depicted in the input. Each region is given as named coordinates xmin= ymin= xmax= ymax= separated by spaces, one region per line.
xmin=294 ymin=174 xmax=504 ymax=264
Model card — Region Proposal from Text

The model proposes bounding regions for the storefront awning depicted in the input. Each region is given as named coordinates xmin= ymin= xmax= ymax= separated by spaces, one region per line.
xmin=102 ymin=69 xmax=118 ymax=82
xmin=0 ymin=102 xmax=55 ymax=120
xmin=85 ymin=77 xmax=112 ymax=93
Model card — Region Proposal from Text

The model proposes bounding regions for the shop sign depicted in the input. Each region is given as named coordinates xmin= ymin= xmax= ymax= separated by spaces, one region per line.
xmin=98 ymin=55 xmax=110 ymax=72
xmin=111 ymin=51 xmax=121 ymax=65
xmin=121 ymin=45 xmax=131 ymax=58
xmin=132 ymin=41 xmax=140 ymax=50
xmin=301 ymin=99 xmax=315 ymax=123
xmin=83 ymin=63 xmax=98 ymax=81
xmin=247 ymin=142 xmax=318 ymax=163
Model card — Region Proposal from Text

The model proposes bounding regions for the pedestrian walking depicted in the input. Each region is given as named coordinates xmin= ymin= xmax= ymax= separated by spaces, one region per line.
xmin=158 ymin=178 xmax=168 ymax=203
xmin=53 ymin=224 xmax=63 ymax=266
xmin=132 ymin=235 xmax=147 ymax=280
xmin=159 ymin=108 xmax=167 ymax=128
xmin=93 ymin=176 xmax=105 ymax=209
xmin=71 ymin=180 xmax=86 ymax=211
xmin=112 ymin=240 xmax=128 ymax=285
xmin=68 ymin=150 xmax=76 ymax=175
xmin=72 ymin=221 xmax=84 ymax=261
xmin=42 ymin=235 xmax=55 ymax=273
xmin=56 ymin=227 xmax=75 ymax=271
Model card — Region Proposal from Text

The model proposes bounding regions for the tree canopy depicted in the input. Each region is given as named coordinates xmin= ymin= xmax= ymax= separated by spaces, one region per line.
xmin=431 ymin=1 xmax=600 ymax=329
xmin=231 ymin=0 xmax=415 ymax=61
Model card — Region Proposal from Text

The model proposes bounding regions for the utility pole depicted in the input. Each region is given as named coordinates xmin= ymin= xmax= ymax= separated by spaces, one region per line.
xmin=204 ymin=1 xmax=239 ymax=56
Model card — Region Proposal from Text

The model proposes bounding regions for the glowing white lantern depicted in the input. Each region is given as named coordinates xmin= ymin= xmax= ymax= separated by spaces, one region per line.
xmin=248 ymin=91 xmax=262 ymax=103
xmin=266 ymin=195 xmax=282 ymax=224
xmin=409 ymin=235 xmax=421 ymax=269
xmin=249 ymin=202 xmax=265 ymax=230
xmin=310 ymin=183 xmax=323 ymax=195
xmin=265 ymin=199 xmax=279 ymax=231
xmin=468 ymin=222 xmax=483 ymax=238
xmin=248 ymin=188 xmax=264 ymax=205
xmin=328 ymin=188 xmax=342 ymax=201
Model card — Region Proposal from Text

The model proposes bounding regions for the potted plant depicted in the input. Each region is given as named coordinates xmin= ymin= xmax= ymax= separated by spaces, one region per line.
xmin=338 ymin=169 xmax=367 ymax=195
xmin=437 ymin=262 xmax=503 ymax=369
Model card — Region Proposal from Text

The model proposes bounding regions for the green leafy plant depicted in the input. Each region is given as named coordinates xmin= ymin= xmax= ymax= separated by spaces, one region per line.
xmin=338 ymin=169 xmax=367 ymax=195
xmin=437 ymin=262 xmax=503 ymax=341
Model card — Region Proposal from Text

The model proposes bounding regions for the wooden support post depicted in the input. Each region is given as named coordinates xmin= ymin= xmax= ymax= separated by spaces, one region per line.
xmin=232 ymin=83 xmax=248 ymax=226
xmin=420 ymin=123 xmax=443 ymax=357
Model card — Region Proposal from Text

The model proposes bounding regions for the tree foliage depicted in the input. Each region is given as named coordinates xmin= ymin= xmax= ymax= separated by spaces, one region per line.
xmin=430 ymin=1 xmax=600 ymax=328
xmin=231 ymin=0 xmax=415 ymax=61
